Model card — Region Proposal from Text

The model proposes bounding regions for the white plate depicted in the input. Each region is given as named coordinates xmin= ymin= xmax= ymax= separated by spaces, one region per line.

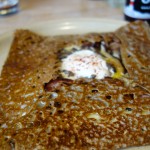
xmin=0 ymin=18 xmax=149 ymax=150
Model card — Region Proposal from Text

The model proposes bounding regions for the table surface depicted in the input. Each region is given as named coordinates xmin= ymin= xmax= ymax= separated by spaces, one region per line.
xmin=0 ymin=0 xmax=125 ymax=35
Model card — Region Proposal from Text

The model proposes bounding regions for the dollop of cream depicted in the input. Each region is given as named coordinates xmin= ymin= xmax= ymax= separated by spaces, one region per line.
xmin=61 ymin=50 xmax=111 ymax=80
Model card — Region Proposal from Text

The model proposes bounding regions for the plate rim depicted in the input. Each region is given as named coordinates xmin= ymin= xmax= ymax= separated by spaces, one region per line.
xmin=0 ymin=17 xmax=127 ymax=40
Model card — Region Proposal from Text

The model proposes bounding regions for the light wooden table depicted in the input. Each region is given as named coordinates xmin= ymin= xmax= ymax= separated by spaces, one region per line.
xmin=0 ymin=0 xmax=124 ymax=35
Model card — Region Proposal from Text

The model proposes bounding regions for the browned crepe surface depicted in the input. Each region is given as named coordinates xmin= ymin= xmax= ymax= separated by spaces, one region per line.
xmin=0 ymin=21 xmax=150 ymax=150
xmin=116 ymin=21 xmax=150 ymax=91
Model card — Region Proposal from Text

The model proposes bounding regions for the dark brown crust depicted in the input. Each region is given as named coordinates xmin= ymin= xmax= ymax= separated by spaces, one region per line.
xmin=116 ymin=21 xmax=150 ymax=91
xmin=0 ymin=21 xmax=150 ymax=150
xmin=0 ymin=78 xmax=150 ymax=150
xmin=0 ymin=30 xmax=62 ymax=125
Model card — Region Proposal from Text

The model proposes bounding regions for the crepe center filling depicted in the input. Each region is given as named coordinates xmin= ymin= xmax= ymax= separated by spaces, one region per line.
xmin=61 ymin=50 xmax=113 ymax=80
xmin=59 ymin=41 xmax=125 ymax=80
